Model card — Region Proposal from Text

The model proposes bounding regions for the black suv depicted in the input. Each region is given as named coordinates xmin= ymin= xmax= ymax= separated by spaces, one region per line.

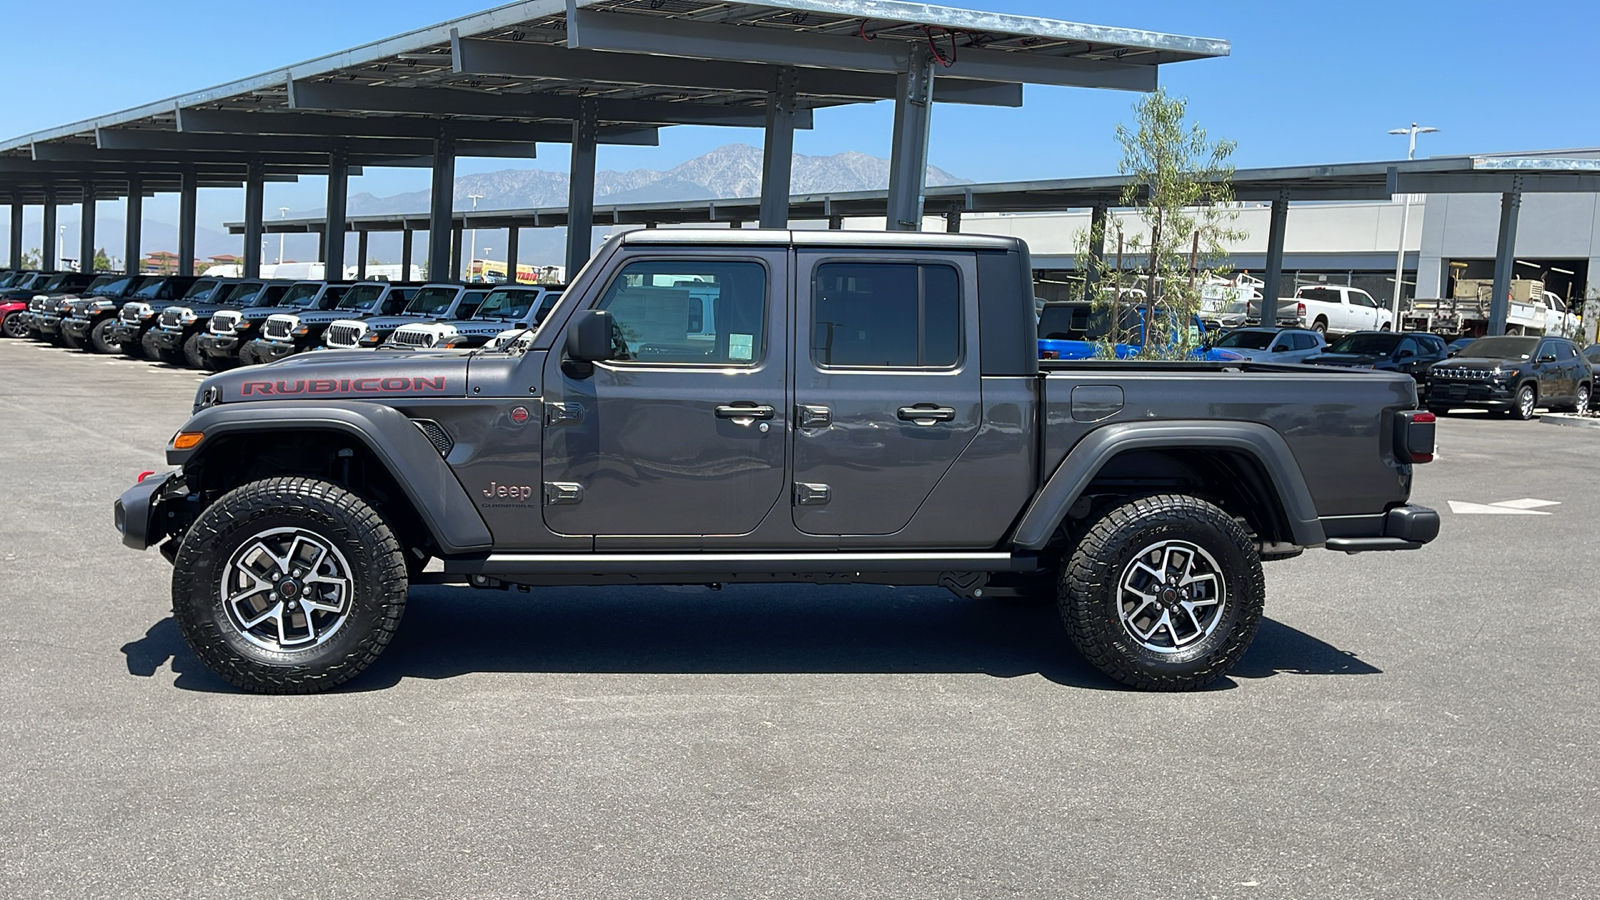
xmin=1303 ymin=331 xmax=1448 ymax=385
xmin=1428 ymin=335 xmax=1593 ymax=419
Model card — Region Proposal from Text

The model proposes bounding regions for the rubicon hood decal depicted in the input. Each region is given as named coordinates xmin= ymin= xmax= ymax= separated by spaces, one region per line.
xmin=238 ymin=376 xmax=451 ymax=397
xmin=204 ymin=354 xmax=469 ymax=402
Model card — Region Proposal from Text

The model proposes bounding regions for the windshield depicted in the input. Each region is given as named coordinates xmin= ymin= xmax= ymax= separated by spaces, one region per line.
xmin=220 ymin=282 xmax=263 ymax=305
xmin=253 ymin=285 xmax=291 ymax=307
xmin=22 ymin=274 xmax=51 ymax=289
xmin=0 ymin=272 xmax=24 ymax=288
xmin=90 ymin=275 xmax=136 ymax=296
xmin=40 ymin=273 xmax=80 ymax=291
xmin=474 ymin=288 xmax=537 ymax=320
xmin=335 ymin=284 xmax=385 ymax=310
xmin=278 ymin=283 xmax=323 ymax=308
xmin=131 ymin=278 xmax=170 ymax=299
xmin=182 ymin=280 xmax=220 ymax=301
xmin=1215 ymin=330 xmax=1277 ymax=350
xmin=84 ymin=275 xmax=117 ymax=292
xmin=1460 ymin=336 xmax=1538 ymax=361
xmin=1327 ymin=333 xmax=1402 ymax=355
xmin=405 ymin=287 xmax=459 ymax=317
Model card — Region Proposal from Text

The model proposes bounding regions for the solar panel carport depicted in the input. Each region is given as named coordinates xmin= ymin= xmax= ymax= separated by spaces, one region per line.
xmin=0 ymin=0 xmax=1228 ymax=279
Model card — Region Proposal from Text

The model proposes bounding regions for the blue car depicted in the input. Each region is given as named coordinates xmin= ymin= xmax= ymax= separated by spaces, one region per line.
xmin=1038 ymin=301 xmax=1244 ymax=361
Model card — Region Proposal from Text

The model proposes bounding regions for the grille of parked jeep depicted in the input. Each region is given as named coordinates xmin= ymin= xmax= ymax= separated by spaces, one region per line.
xmin=159 ymin=307 xmax=187 ymax=328
xmin=211 ymin=310 xmax=241 ymax=335
xmin=326 ymin=323 xmax=362 ymax=348
xmin=263 ymin=317 xmax=293 ymax=340
xmin=412 ymin=419 xmax=453 ymax=457
xmin=389 ymin=328 xmax=435 ymax=349
xmin=119 ymin=304 xmax=149 ymax=325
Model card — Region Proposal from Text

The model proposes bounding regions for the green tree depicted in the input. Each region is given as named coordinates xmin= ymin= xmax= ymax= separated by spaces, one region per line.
xmin=17 ymin=248 xmax=42 ymax=269
xmin=92 ymin=247 xmax=112 ymax=272
xmin=1078 ymin=89 xmax=1243 ymax=359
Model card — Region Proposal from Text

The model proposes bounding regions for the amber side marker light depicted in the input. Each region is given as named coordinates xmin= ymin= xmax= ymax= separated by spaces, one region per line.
xmin=172 ymin=432 xmax=205 ymax=450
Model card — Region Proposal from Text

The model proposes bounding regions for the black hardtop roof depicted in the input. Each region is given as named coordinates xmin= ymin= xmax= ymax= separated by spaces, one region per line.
xmin=617 ymin=228 xmax=1025 ymax=253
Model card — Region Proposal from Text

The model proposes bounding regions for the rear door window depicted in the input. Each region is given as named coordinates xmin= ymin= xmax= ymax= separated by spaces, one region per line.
xmin=812 ymin=262 xmax=962 ymax=368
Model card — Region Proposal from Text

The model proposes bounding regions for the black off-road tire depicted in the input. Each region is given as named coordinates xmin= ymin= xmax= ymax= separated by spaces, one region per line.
xmin=181 ymin=332 xmax=206 ymax=369
xmin=61 ymin=328 xmax=84 ymax=349
xmin=139 ymin=327 xmax=162 ymax=360
xmin=1059 ymin=494 xmax=1265 ymax=691
xmin=237 ymin=343 xmax=259 ymax=366
xmin=88 ymin=318 xmax=120 ymax=353
xmin=171 ymin=477 xmax=409 ymax=694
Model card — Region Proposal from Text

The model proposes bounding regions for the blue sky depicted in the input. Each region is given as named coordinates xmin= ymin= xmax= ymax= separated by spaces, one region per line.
xmin=3 ymin=0 xmax=1598 ymax=252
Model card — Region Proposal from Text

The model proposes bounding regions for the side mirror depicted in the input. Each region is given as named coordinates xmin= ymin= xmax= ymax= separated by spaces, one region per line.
xmin=1538 ymin=353 xmax=1557 ymax=363
xmin=565 ymin=309 xmax=615 ymax=363
xmin=1397 ymin=349 xmax=1415 ymax=359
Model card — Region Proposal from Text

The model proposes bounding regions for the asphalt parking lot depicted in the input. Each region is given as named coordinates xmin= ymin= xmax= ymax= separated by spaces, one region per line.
xmin=2 ymin=336 xmax=1597 ymax=899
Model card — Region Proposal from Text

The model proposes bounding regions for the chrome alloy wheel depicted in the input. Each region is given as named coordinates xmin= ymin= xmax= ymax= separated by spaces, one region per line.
xmin=1117 ymin=540 xmax=1227 ymax=653
xmin=1519 ymin=385 xmax=1537 ymax=420
xmin=221 ymin=527 xmax=352 ymax=652
xmin=1577 ymin=385 xmax=1591 ymax=417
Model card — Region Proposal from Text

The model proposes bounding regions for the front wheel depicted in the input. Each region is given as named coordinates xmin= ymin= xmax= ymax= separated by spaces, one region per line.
xmin=1059 ymin=494 xmax=1264 ymax=691
xmin=88 ymin=319 xmax=120 ymax=354
xmin=1513 ymin=384 xmax=1537 ymax=420
xmin=3 ymin=312 xmax=31 ymax=339
xmin=181 ymin=333 xmax=206 ymax=369
xmin=1570 ymin=384 xmax=1591 ymax=416
xmin=171 ymin=477 xmax=409 ymax=694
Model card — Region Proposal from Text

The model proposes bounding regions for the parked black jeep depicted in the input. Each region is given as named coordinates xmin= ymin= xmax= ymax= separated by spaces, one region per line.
xmin=249 ymin=281 xmax=415 ymax=363
xmin=151 ymin=280 xmax=290 ymax=368
xmin=384 ymin=284 xmax=563 ymax=350
xmin=1427 ymin=335 xmax=1592 ymax=419
xmin=57 ymin=275 xmax=159 ymax=352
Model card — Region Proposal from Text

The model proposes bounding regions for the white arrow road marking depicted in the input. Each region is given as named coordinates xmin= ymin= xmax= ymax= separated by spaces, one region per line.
xmin=1447 ymin=498 xmax=1561 ymax=515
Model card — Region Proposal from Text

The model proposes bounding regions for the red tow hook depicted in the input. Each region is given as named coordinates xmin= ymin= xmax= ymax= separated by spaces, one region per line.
xmin=136 ymin=470 xmax=156 ymax=483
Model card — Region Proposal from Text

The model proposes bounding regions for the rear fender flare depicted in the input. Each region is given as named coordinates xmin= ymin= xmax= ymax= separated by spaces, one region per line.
xmin=1011 ymin=420 xmax=1326 ymax=551
xmin=170 ymin=401 xmax=493 ymax=554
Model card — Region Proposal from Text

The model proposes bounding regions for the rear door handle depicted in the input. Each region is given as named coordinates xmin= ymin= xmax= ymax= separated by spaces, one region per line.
xmin=715 ymin=404 xmax=776 ymax=420
xmin=897 ymin=405 xmax=956 ymax=424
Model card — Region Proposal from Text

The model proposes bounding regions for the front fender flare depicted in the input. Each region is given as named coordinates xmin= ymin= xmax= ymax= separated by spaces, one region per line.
xmin=170 ymin=401 xmax=493 ymax=555
xmin=1010 ymin=420 xmax=1326 ymax=551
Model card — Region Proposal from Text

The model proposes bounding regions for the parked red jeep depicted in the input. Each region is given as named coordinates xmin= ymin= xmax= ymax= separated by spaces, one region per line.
xmin=0 ymin=300 xmax=29 ymax=339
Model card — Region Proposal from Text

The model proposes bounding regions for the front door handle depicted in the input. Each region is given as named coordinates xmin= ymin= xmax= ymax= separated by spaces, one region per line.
xmin=897 ymin=405 xmax=957 ymax=424
xmin=716 ymin=404 xmax=776 ymax=421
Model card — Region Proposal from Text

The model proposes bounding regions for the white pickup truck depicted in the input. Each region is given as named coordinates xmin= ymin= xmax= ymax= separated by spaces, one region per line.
xmin=1251 ymin=285 xmax=1393 ymax=336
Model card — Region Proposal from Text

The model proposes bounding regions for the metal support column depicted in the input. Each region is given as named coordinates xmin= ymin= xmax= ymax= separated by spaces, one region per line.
xmin=178 ymin=167 xmax=198 ymax=276
xmin=356 ymin=231 xmax=369 ymax=279
xmin=944 ymin=205 xmax=962 ymax=234
xmin=1488 ymin=177 xmax=1524 ymax=336
xmin=566 ymin=99 xmax=600 ymax=279
xmin=8 ymin=197 xmax=21 ymax=268
xmin=1084 ymin=202 xmax=1109 ymax=302
xmin=241 ymin=163 xmax=263 ymax=278
xmin=401 ymin=229 xmax=414 ymax=280
xmin=1263 ymin=190 xmax=1290 ymax=322
xmin=450 ymin=224 xmax=464 ymax=280
xmin=759 ymin=67 xmax=798 ymax=229
xmin=41 ymin=186 xmax=57 ymax=271
xmin=317 ymin=230 xmax=327 ymax=266
xmin=428 ymin=132 xmax=456 ymax=282
xmin=79 ymin=183 xmax=97 ymax=273
xmin=828 ymin=215 xmax=843 ymax=231
xmin=125 ymin=177 xmax=144 ymax=275
xmin=886 ymin=46 xmax=937 ymax=232
xmin=505 ymin=226 xmax=520 ymax=284
xmin=324 ymin=147 xmax=349 ymax=279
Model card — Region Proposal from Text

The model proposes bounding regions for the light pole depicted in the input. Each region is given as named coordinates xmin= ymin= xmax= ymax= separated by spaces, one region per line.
xmin=466 ymin=192 xmax=484 ymax=281
xmin=277 ymin=207 xmax=289 ymax=265
xmin=1387 ymin=123 xmax=1439 ymax=325
xmin=57 ymin=225 xmax=65 ymax=269
xmin=482 ymin=248 xmax=493 ymax=282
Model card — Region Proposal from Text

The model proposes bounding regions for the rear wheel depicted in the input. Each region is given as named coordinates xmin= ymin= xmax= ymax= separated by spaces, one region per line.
xmin=88 ymin=319 xmax=120 ymax=354
xmin=1059 ymin=494 xmax=1264 ymax=691
xmin=171 ymin=477 xmax=408 ymax=694
xmin=60 ymin=328 xmax=83 ymax=349
xmin=1570 ymin=383 xmax=1591 ymax=416
xmin=1513 ymin=384 xmax=1537 ymax=420
xmin=3 ymin=312 xmax=31 ymax=339
xmin=140 ymin=328 xmax=162 ymax=361
xmin=1312 ymin=318 xmax=1328 ymax=336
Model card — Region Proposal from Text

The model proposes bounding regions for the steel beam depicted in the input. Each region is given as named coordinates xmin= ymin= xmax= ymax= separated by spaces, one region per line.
xmin=1488 ymin=179 xmax=1524 ymax=336
xmin=175 ymin=109 xmax=659 ymax=146
xmin=428 ymin=134 xmax=456 ymax=282
xmin=1390 ymin=172 xmax=1600 ymax=195
xmin=567 ymin=8 xmax=1156 ymax=92
xmin=1264 ymin=190 xmax=1290 ymax=321
xmin=450 ymin=224 xmax=465 ymax=281
xmin=287 ymin=80 xmax=810 ymax=130
xmin=1084 ymin=202 xmax=1108 ymax=302
xmin=356 ymin=230 xmax=369 ymax=279
xmin=759 ymin=68 xmax=798 ymax=229
xmin=567 ymin=100 xmax=599 ymax=280
xmin=325 ymin=147 xmax=350 ymax=279
xmin=124 ymin=177 xmax=142 ymax=275
xmin=178 ymin=168 xmax=198 ymax=276
xmin=242 ymin=163 xmax=264 ymax=279
xmin=401 ymin=229 xmax=414 ymax=280
xmin=97 ymin=128 xmax=543 ymax=159
xmin=40 ymin=187 xmax=57 ymax=271
xmin=79 ymin=183 xmax=97 ymax=273
xmin=505 ymin=225 xmax=519 ymax=284
xmin=451 ymin=36 xmax=1023 ymax=107
xmin=8 ymin=199 xmax=21 ymax=268
xmin=886 ymin=47 xmax=936 ymax=232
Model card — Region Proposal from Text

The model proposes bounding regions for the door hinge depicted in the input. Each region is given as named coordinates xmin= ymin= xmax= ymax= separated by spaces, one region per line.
xmin=543 ymin=482 xmax=584 ymax=506
xmin=794 ymin=483 xmax=831 ymax=506
xmin=544 ymin=402 xmax=584 ymax=426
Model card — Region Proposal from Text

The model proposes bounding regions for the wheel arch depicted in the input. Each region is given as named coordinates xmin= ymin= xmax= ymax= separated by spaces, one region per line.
xmin=171 ymin=401 xmax=492 ymax=555
xmin=1011 ymin=421 xmax=1326 ymax=552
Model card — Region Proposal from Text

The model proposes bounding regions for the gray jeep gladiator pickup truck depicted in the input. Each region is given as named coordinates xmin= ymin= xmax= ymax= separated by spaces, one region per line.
xmin=115 ymin=230 xmax=1439 ymax=694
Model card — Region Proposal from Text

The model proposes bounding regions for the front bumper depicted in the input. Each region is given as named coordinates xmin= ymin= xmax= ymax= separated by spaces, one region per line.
xmin=1426 ymin=381 xmax=1515 ymax=410
xmin=152 ymin=326 xmax=188 ymax=351
xmin=38 ymin=315 xmax=66 ymax=335
xmin=105 ymin=320 xmax=142 ymax=345
xmin=197 ymin=333 xmax=240 ymax=358
xmin=1323 ymin=504 xmax=1441 ymax=553
xmin=114 ymin=470 xmax=181 ymax=551
xmin=250 ymin=337 xmax=300 ymax=363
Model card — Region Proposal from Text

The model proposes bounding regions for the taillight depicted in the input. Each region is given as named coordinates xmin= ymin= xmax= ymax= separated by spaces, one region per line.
xmin=1040 ymin=349 xmax=1059 ymax=360
xmin=1297 ymin=302 xmax=1307 ymax=317
xmin=1396 ymin=411 xmax=1436 ymax=464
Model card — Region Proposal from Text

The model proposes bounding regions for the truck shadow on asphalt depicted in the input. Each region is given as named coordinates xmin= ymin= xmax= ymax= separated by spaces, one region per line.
xmin=120 ymin=585 xmax=1380 ymax=693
